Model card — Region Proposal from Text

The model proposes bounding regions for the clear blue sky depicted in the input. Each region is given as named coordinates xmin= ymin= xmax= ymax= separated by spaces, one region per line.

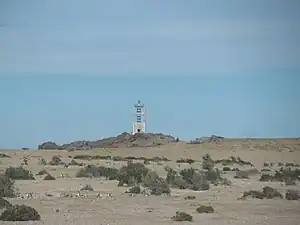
xmin=0 ymin=1 xmax=299 ymax=149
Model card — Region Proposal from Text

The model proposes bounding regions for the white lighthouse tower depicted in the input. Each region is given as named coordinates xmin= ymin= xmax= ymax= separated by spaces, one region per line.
xmin=132 ymin=100 xmax=146 ymax=135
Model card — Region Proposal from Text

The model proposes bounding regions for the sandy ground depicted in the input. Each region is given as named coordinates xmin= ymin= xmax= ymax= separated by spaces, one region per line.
xmin=1 ymin=138 xmax=300 ymax=225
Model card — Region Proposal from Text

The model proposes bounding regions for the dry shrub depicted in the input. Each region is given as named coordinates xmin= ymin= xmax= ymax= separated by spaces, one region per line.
xmin=76 ymin=165 xmax=118 ymax=180
xmin=36 ymin=169 xmax=48 ymax=176
xmin=196 ymin=205 xmax=214 ymax=213
xmin=80 ymin=184 xmax=93 ymax=191
xmin=48 ymin=156 xmax=64 ymax=166
xmin=239 ymin=186 xmax=282 ymax=200
xmin=142 ymin=171 xmax=170 ymax=195
xmin=126 ymin=186 xmax=141 ymax=194
xmin=223 ymin=166 xmax=231 ymax=172
xmin=38 ymin=158 xmax=47 ymax=165
xmin=117 ymin=162 xmax=149 ymax=186
xmin=0 ymin=153 xmax=10 ymax=158
xmin=285 ymin=189 xmax=300 ymax=200
xmin=215 ymin=156 xmax=253 ymax=166
xmin=0 ymin=204 xmax=40 ymax=221
xmin=68 ymin=159 xmax=84 ymax=166
xmin=202 ymin=154 xmax=215 ymax=170
xmin=184 ymin=195 xmax=196 ymax=200
xmin=171 ymin=211 xmax=193 ymax=222
xmin=0 ymin=174 xmax=16 ymax=198
xmin=259 ymin=168 xmax=300 ymax=184
xmin=176 ymin=158 xmax=195 ymax=164
xmin=4 ymin=167 xmax=35 ymax=180
xmin=0 ymin=197 xmax=12 ymax=209
xmin=43 ymin=174 xmax=56 ymax=180
xmin=234 ymin=170 xmax=249 ymax=179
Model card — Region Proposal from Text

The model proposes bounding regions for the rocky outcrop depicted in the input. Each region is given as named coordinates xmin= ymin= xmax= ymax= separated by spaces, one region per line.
xmin=38 ymin=141 xmax=60 ymax=150
xmin=188 ymin=135 xmax=225 ymax=144
xmin=38 ymin=132 xmax=176 ymax=150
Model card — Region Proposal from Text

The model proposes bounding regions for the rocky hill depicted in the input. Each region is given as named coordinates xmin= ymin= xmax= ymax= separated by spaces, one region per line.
xmin=38 ymin=132 xmax=177 ymax=150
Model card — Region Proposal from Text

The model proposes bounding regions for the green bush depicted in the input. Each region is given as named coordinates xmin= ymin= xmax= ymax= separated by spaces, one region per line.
xmin=4 ymin=167 xmax=35 ymax=180
xmin=0 ymin=174 xmax=16 ymax=198
xmin=0 ymin=204 xmax=40 ymax=221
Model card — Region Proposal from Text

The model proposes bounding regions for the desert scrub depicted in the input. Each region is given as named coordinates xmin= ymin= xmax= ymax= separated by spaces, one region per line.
xmin=38 ymin=157 xmax=47 ymax=165
xmin=0 ymin=174 xmax=16 ymax=198
xmin=142 ymin=171 xmax=171 ymax=195
xmin=80 ymin=184 xmax=93 ymax=191
xmin=184 ymin=195 xmax=196 ymax=200
xmin=0 ymin=204 xmax=41 ymax=221
xmin=0 ymin=153 xmax=10 ymax=158
xmin=176 ymin=158 xmax=195 ymax=164
xmin=285 ymin=189 xmax=300 ymax=200
xmin=76 ymin=164 xmax=118 ymax=180
xmin=48 ymin=156 xmax=64 ymax=166
xmin=171 ymin=211 xmax=193 ymax=222
xmin=4 ymin=167 xmax=35 ymax=180
xmin=239 ymin=186 xmax=282 ymax=200
xmin=43 ymin=174 xmax=56 ymax=180
xmin=0 ymin=197 xmax=12 ymax=209
xmin=234 ymin=170 xmax=249 ymax=179
xmin=180 ymin=168 xmax=210 ymax=191
xmin=126 ymin=186 xmax=141 ymax=194
xmin=196 ymin=205 xmax=214 ymax=213
xmin=117 ymin=162 xmax=149 ymax=186
xmin=68 ymin=159 xmax=84 ymax=166
xmin=202 ymin=154 xmax=215 ymax=170
xmin=222 ymin=166 xmax=231 ymax=172
xmin=36 ymin=169 xmax=49 ymax=176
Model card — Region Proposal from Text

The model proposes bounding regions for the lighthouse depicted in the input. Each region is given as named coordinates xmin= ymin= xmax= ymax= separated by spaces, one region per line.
xmin=132 ymin=100 xmax=146 ymax=135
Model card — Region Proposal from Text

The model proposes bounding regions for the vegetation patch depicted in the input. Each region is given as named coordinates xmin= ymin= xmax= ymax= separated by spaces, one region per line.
xmin=214 ymin=156 xmax=253 ymax=166
xmin=196 ymin=205 xmax=214 ymax=213
xmin=0 ymin=197 xmax=12 ymax=209
xmin=76 ymin=164 xmax=119 ymax=180
xmin=0 ymin=153 xmax=10 ymax=158
xmin=171 ymin=211 xmax=193 ymax=222
xmin=0 ymin=174 xmax=16 ymax=198
xmin=4 ymin=167 xmax=35 ymax=180
xmin=239 ymin=186 xmax=282 ymax=200
xmin=0 ymin=204 xmax=41 ymax=221
xmin=176 ymin=158 xmax=195 ymax=164
xmin=36 ymin=169 xmax=49 ymax=176
xmin=68 ymin=159 xmax=84 ymax=166
xmin=285 ymin=189 xmax=300 ymax=200
xmin=259 ymin=167 xmax=300 ymax=184
xmin=117 ymin=162 xmax=149 ymax=186
xmin=48 ymin=156 xmax=65 ymax=166
xmin=125 ymin=186 xmax=141 ymax=194
xmin=80 ymin=184 xmax=94 ymax=191
xmin=43 ymin=174 xmax=56 ymax=180
xmin=184 ymin=195 xmax=196 ymax=200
